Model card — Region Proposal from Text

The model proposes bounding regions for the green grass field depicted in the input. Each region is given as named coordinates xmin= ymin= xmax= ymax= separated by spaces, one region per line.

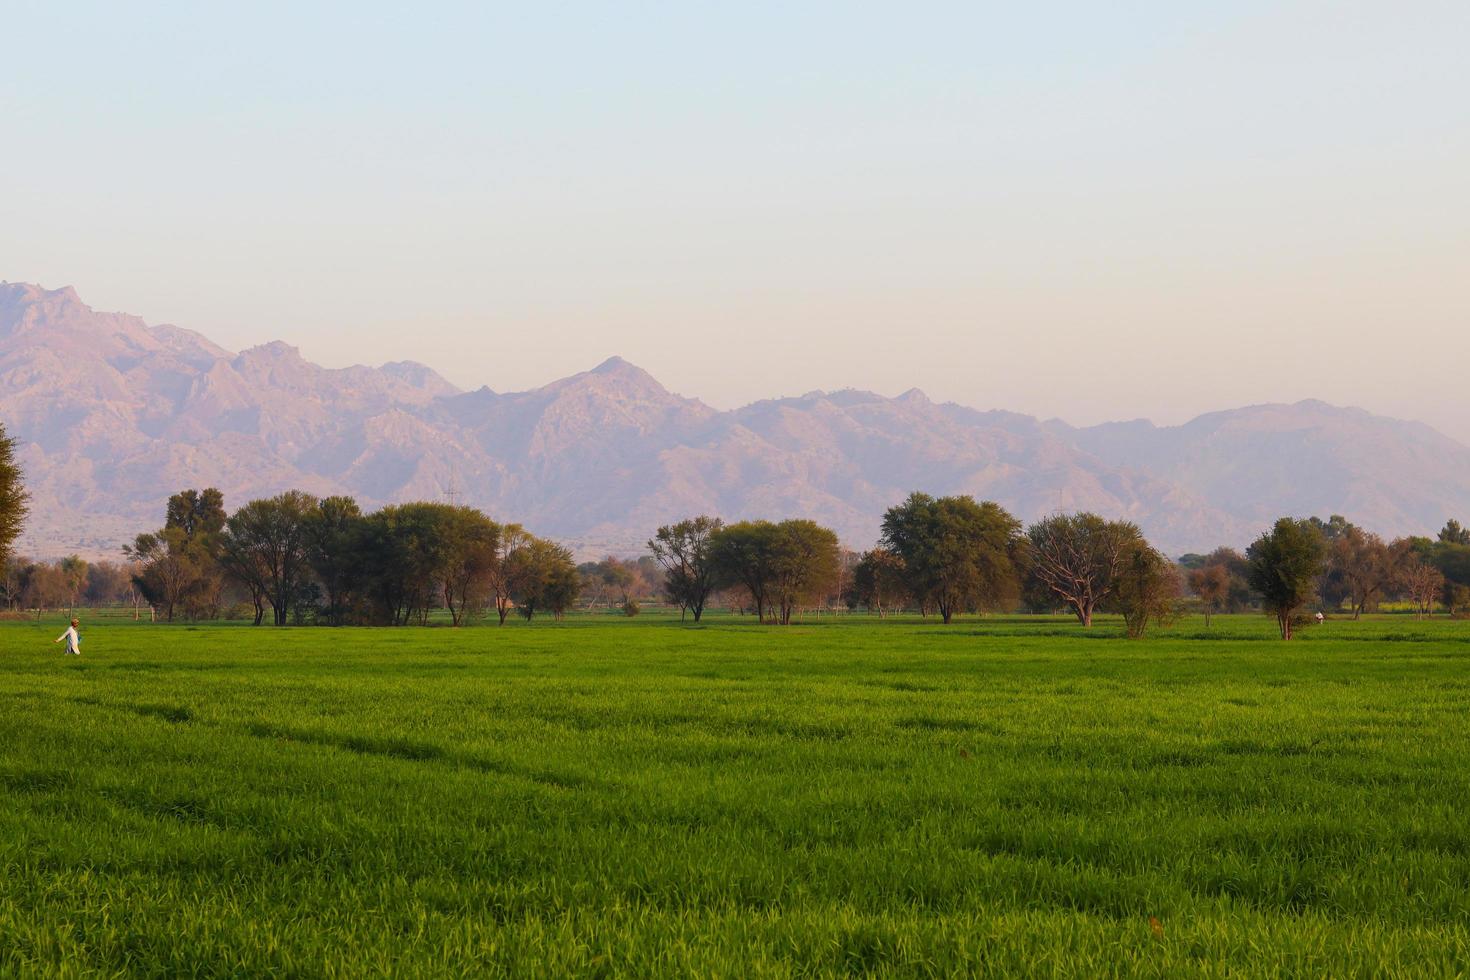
xmin=2 ymin=612 xmax=1468 ymax=977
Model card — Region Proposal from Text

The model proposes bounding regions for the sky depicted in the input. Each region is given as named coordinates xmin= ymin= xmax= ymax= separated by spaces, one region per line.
xmin=3 ymin=1 xmax=1468 ymax=438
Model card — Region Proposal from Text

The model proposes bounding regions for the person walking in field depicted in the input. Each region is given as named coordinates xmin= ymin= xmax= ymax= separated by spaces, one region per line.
xmin=54 ymin=618 xmax=81 ymax=656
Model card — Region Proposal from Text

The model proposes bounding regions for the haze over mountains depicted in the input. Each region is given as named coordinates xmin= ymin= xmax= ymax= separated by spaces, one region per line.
xmin=5 ymin=281 xmax=1469 ymax=561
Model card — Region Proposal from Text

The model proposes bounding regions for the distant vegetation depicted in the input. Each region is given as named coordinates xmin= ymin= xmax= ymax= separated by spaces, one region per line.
xmin=5 ymin=460 xmax=1470 ymax=634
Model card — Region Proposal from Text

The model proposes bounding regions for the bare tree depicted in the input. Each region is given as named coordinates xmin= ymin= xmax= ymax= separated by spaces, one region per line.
xmin=1399 ymin=556 xmax=1444 ymax=620
xmin=1 ymin=555 xmax=22 ymax=611
xmin=1330 ymin=527 xmax=1397 ymax=619
xmin=1024 ymin=513 xmax=1140 ymax=626
xmin=124 ymin=528 xmax=197 ymax=622
xmin=20 ymin=561 xmax=68 ymax=618
xmin=488 ymin=524 xmax=529 ymax=625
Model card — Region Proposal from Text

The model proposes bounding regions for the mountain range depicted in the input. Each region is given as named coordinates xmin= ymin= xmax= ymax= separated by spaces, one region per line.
xmin=5 ymin=281 xmax=1469 ymax=561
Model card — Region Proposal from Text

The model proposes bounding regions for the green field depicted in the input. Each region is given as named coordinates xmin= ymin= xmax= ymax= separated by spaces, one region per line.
xmin=2 ymin=613 xmax=1468 ymax=977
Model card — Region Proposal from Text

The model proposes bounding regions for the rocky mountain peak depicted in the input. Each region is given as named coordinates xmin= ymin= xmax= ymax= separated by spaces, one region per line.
xmin=240 ymin=340 xmax=303 ymax=360
xmin=590 ymin=355 xmax=637 ymax=375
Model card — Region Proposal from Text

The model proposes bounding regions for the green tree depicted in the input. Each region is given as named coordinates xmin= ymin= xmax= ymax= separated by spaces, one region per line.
xmin=0 ymin=422 xmax=27 ymax=574
xmin=767 ymin=519 xmax=841 ymax=625
xmin=1246 ymin=518 xmax=1327 ymax=640
xmin=357 ymin=503 xmax=461 ymax=626
xmin=508 ymin=537 xmax=579 ymax=621
xmin=849 ymin=548 xmax=909 ymax=617
xmin=709 ymin=521 xmax=781 ymax=623
xmin=578 ymin=557 xmax=635 ymax=610
xmin=1308 ymin=514 xmax=1354 ymax=543
xmin=710 ymin=519 xmax=841 ymax=625
xmin=304 ymin=496 xmax=365 ymax=626
xmin=648 ymin=516 xmax=724 ymax=622
xmin=19 ymin=560 xmax=68 ymax=617
xmin=1438 ymin=519 xmax=1470 ymax=546
xmin=1106 ymin=542 xmax=1180 ymax=638
xmin=440 ymin=507 xmax=501 ymax=626
xmin=880 ymin=493 xmax=1022 ymax=624
xmin=218 ymin=491 xmax=319 ymax=626
xmin=167 ymin=488 xmax=226 ymax=538
xmin=59 ymin=555 xmax=89 ymax=613
xmin=488 ymin=524 xmax=530 ymax=625
xmin=1 ymin=554 xmax=23 ymax=611
xmin=84 ymin=561 xmax=133 ymax=607
xmin=166 ymin=487 xmax=228 ymax=619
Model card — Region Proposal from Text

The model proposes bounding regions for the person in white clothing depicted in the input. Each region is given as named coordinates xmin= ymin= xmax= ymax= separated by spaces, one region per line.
xmin=54 ymin=618 xmax=81 ymax=655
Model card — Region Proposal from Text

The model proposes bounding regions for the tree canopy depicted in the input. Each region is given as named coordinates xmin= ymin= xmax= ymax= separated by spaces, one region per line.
xmin=648 ymin=516 xmax=724 ymax=622
xmin=0 ymin=422 xmax=26 ymax=573
xmin=1024 ymin=513 xmax=1143 ymax=626
xmin=218 ymin=491 xmax=318 ymax=626
xmin=880 ymin=493 xmax=1021 ymax=624
xmin=1246 ymin=518 xmax=1327 ymax=639
xmin=710 ymin=519 xmax=841 ymax=624
xmin=1105 ymin=541 xmax=1180 ymax=638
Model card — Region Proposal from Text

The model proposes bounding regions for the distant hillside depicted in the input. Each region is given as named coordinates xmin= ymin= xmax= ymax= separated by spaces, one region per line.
xmin=4 ymin=282 xmax=1468 ymax=559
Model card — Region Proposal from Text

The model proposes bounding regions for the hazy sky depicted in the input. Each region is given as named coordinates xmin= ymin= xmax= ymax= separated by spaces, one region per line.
xmin=3 ymin=2 xmax=1468 ymax=437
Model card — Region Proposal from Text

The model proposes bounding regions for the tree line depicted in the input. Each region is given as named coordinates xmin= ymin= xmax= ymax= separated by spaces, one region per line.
xmin=651 ymin=500 xmax=1470 ymax=639
xmin=1 ymin=555 xmax=144 ymax=618
xmin=113 ymin=489 xmax=579 ymax=626
xmin=1176 ymin=514 xmax=1470 ymax=637
xmin=648 ymin=496 xmax=1178 ymax=636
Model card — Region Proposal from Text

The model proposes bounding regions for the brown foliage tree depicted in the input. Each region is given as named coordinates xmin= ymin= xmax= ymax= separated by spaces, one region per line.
xmin=1024 ymin=513 xmax=1142 ymax=626
xmin=1187 ymin=563 xmax=1230 ymax=627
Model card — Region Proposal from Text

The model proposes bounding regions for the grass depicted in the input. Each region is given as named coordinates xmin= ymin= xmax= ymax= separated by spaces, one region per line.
xmin=1 ymin=611 xmax=1468 ymax=977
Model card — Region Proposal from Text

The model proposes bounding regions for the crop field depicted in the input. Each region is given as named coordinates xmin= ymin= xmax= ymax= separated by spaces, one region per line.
xmin=1 ymin=612 xmax=1468 ymax=977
